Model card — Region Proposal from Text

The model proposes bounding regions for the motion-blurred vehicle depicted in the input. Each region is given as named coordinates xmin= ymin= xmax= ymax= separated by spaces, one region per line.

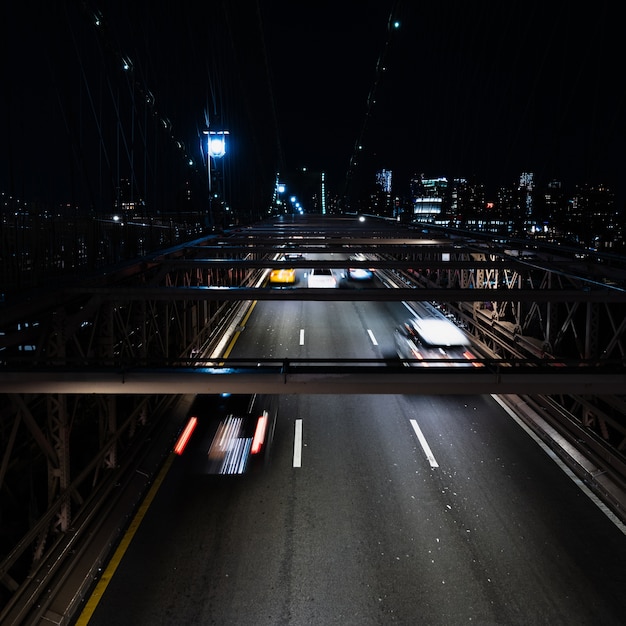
xmin=347 ymin=267 xmax=373 ymax=281
xmin=269 ymin=267 xmax=296 ymax=285
xmin=175 ymin=394 xmax=278 ymax=475
xmin=307 ymin=267 xmax=337 ymax=288
xmin=394 ymin=317 xmax=478 ymax=367
xmin=347 ymin=253 xmax=374 ymax=280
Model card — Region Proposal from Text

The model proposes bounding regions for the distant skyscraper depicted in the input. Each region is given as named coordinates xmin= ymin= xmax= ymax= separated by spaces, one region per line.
xmin=519 ymin=172 xmax=535 ymax=230
xmin=408 ymin=175 xmax=446 ymax=223
xmin=372 ymin=169 xmax=393 ymax=216
xmin=570 ymin=183 xmax=618 ymax=248
xmin=376 ymin=169 xmax=392 ymax=194
xmin=418 ymin=176 xmax=448 ymax=198
xmin=413 ymin=197 xmax=443 ymax=221
xmin=543 ymin=180 xmax=566 ymax=232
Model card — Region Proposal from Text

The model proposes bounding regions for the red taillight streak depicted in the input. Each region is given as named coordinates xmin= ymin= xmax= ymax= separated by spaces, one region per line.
xmin=174 ymin=416 xmax=198 ymax=455
xmin=463 ymin=350 xmax=483 ymax=367
xmin=251 ymin=412 xmax=268 ymax=454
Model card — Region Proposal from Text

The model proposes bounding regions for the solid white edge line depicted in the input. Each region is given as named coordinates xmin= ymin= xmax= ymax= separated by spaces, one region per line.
xmin=367 ymin=329 xmax=378 ymax=346
xmin=410 ymin=419 xmax=439 ymax=468
xmin=293 ymin=419 xmax=302 ymax=468
xmin=492 ymin=395 xmax=626 ymax=536
xmin=299 ymin=328 xmax=305 ymax=345
xmin=402 ymin=302 xmax=417 ymax=316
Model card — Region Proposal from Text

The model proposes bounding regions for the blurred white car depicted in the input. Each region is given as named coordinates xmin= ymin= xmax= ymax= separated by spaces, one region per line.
xmin=394 ymin=317 xmax=478 ymax=367
xmin=307 ymin=267 xmax=337 ymax=288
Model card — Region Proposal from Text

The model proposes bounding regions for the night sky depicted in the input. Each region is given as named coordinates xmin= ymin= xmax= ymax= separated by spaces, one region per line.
xmin=2 ymin=1 xmax=624 ymax=213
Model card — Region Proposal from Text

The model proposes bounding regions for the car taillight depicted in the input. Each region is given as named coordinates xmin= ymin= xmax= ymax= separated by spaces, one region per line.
xmin=463 ymin=350 xmax=483 ymax=367
xmin=173 ymin=416 xmax=198 ymax=455
xmin=251 ymin=410 xmax=269 ymax=454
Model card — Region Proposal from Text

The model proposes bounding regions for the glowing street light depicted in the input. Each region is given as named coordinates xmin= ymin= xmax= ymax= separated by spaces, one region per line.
xmin=207 ymin=131 xmax=228 ymax=158
xmin=276 ymin=182 xmax=286 ymax=213
xmin=202 ymin=129 xmax=229 ymax=227
xmin=202 ymin=130 xmax=229 ymax=190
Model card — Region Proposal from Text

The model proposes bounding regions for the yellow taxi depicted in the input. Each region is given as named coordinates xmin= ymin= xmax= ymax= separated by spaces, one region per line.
xmin=269 ymin=267 xmax=296 ymax=285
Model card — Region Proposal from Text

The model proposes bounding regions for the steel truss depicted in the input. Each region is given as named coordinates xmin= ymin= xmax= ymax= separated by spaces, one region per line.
xmin=1 ymin=218 xmax=625 ymax=617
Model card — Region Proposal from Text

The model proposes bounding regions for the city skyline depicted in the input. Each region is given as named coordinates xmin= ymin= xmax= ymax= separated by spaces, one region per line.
xmin=2 ymin=1 xmax=624 ymax=213
xmin=265 ymin=1 xmax=624 ymax=205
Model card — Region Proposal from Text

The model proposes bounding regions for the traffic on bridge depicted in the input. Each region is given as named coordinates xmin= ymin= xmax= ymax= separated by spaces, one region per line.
xmin=1 ymin=216 xmax=626 ymax=624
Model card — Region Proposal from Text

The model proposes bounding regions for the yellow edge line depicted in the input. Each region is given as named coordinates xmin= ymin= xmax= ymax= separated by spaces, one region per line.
xmin=75 ymin=452 xmax=175 ymax=624
xmin=221 ymin=299 xmax=257 ymax=358
xmin=75 ymin=299 xmax=257 ymax=623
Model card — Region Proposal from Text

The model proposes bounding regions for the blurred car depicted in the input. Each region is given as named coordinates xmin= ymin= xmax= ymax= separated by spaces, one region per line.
xmin=269 ymin=267 xmax=296 ymax=285
xmin=394 ymin=326 xmax=427 ymax=365
xmin=394 ymin=317 xmax=476 ymax=367
xmin=347 ymin=253 xmax=374 ymax=281
xmin=347 ymin=267 xmax=373 ymax=281
xmin=176 ymin=394 xmax=278 ymax=475
xmin=307 ymin=267 xmax=337 ymax=288
xmin=283 ymin=252 xmax=305 ymax=261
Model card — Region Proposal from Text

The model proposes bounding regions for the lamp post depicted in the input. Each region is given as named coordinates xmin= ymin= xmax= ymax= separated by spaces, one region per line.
xmin=203 ymin=129 xmax=229 ymax=228
xmin=276 ymin=182 xmax=286 ymax=214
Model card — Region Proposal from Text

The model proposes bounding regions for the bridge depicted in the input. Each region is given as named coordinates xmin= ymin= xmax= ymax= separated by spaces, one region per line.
xmin=1 ymin=214 xmax=626 ymax=623
xmin=2 ymin=3 xmax=626 ymax=620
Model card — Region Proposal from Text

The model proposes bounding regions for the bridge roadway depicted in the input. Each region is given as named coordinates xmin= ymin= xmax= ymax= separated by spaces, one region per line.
xmin=21 ymin=275 xmax=626 ymax=624
xmin=1 ymin=216 xmax=626 ymax=623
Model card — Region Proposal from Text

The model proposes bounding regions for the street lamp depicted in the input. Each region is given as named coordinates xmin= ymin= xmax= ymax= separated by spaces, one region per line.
xmin=202 ymin=129 xmax=229 ymax=227
xmin=207 ymin=131 xmax=227 ymax=159
xmin=276 ymin=182 xmax=286 ymax=214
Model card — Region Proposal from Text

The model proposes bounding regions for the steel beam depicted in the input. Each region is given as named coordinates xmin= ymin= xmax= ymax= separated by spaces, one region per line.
xmin=63 ymin=286 xmax=626 ymax=303
xmin=0 ymin=368 xmax=623 ymax=395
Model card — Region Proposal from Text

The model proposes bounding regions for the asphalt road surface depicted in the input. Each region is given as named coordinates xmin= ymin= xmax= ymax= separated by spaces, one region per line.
xmin=82 ymin=265 xmax=626 ymax=625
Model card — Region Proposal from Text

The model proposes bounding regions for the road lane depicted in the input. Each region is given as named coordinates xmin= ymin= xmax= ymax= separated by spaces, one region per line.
xmin=82 ymin=289 xmax=626 ymax=625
